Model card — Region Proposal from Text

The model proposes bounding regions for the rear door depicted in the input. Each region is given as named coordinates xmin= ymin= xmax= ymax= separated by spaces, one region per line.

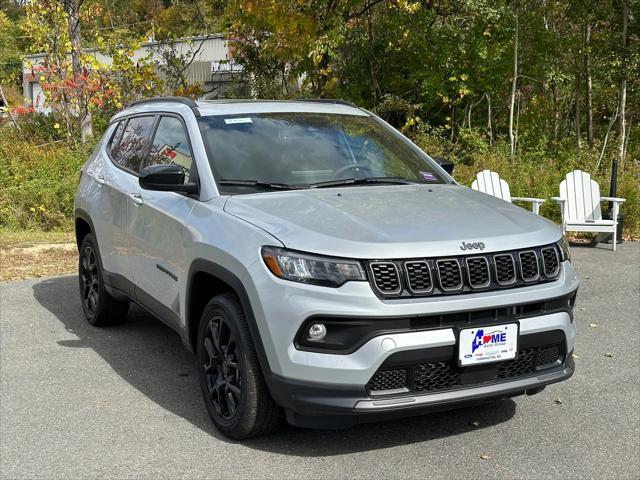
xmin=127 ymin=114 xmax=198 ymax=326
xmin=88 ymin=115 xmax=155 ymax=284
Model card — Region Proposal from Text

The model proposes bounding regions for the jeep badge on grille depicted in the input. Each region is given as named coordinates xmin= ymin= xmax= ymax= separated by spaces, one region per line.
xmin=460 ymin=241 xmax=486 ymax=251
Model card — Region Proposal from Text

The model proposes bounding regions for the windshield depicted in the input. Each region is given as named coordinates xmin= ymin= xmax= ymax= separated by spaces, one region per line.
xmin=198 ymin=112 xmax=446 ymax=193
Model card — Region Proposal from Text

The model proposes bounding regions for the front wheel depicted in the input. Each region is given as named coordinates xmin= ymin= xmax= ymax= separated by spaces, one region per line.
xmin=197 ymin=293 xmax=282 ymax=439
xmin=78 ymin=234 xmax=128 ymax=326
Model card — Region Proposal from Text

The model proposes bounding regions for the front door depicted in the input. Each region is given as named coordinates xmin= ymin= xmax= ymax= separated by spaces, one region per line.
xmin=127 ymin=114 xmax=198 ymax=326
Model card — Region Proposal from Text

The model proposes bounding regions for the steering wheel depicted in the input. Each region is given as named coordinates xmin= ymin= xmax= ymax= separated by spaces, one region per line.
xmin=331 ymin=163 xmax=375 ymax=178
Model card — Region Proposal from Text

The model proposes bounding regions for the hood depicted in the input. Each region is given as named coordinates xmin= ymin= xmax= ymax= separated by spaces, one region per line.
xmin=223 ymin=184 xmax=561 ymax=258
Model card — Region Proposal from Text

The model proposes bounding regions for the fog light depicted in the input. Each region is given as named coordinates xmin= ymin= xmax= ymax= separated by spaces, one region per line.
xmin=308 ymin=323 xmax=327 ymax=341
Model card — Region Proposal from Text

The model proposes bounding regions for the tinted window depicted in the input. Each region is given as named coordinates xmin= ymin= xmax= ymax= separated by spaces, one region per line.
xmin=110 ymin=116 xmax=155 ymax=173
xmin=147 ymin=116 xmax=193 ymax=182
xmin=108 ymin=121 xmax=126 ymax=157
xmin=198 ymin=112 xmax=445 ymax=192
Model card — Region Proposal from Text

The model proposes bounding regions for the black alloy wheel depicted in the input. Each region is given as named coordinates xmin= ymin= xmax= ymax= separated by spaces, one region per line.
xmin=79 ymin=243 xmax=100 ymax=320
xmin=197 ymin=294 xmax=282 ymax=439
xmin=202 ymin=315 xmax=243 ymax=420
xmin=77 ymin=234 xmax=128 ymax=326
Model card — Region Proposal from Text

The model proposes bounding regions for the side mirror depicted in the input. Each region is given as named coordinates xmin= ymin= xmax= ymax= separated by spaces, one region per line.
xmin=433 ymin=156 xmax=454 ymax=175
xmin=139 ymin=164 xmax=198 ymax=194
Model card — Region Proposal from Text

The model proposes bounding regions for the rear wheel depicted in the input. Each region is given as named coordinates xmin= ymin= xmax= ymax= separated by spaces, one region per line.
xmin=78 ymin=234 xmax=128 ymax=326
xmin=197 ymin=293 xmax=282 ymax=439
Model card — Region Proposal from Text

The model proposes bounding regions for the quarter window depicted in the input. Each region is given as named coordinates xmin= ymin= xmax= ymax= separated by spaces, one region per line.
xmin=108 ymin=120 xmax=126 ymax=158
xmin=147 ymin=116 xmax=193 ymax=182
xmin=110 ymin=115 xmax=155 ymax=173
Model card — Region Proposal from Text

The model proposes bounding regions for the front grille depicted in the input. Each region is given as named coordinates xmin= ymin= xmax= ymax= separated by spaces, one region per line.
xmin=369 ymin=262 xmax=401 ymax=294
xmin=413 ymin=362 xmax=461 ymax=391
xmin=541 ymin=246 xmax=560 ymax=278
xmin=405 ymin=261 xmax=433 ymax=293
xmin=535 ymin=344 xmax=561 ymax=367
xmin=466 ymin=257 xmax=490 ymax=289
xmin=494 ymin=254 xmax=516 ymax=286
xmin=496 ymin=348 xmax=536 ymax=378
xmin=366 ymin=343 xmax=564 ymax=396
xmin=436 ymin=259 xmax=463 ymax=292
xmin=367 ymin=368 xmax=407 ymax=393
xmin=367 ymin=244 xmax=560 ymax=298
xmin=519 ymin=251 xmax=539 ymax=282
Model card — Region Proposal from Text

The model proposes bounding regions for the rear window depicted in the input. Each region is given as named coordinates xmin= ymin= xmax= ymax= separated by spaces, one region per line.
xmin=109 ymin=116 xmax=156 ymax=173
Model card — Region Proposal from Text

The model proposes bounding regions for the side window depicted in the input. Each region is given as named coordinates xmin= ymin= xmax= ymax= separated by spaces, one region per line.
xmin=110 ymin=115 xmax=156 ymax=173
xmin=147 ymin=116 xmax=194 ymax=182
xmin=108 ymin=120 xmax=126 ymax=157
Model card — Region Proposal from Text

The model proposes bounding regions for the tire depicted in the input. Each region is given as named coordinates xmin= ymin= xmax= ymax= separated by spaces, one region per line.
xmin=78 ymin=233 xmax=128 ymax=326
xmin=197 ymin=293 xmax=282 ymax=439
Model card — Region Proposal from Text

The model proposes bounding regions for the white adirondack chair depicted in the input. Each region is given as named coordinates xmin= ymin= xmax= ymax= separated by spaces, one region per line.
xmin=552 ymin=170 xmax=625 ymax=251
xmin=471 ymin=170 xmax=545 ymax=214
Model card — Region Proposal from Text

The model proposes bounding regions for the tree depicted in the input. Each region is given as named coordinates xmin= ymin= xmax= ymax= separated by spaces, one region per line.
xmin=61 ymin=0 xmax=92 ymax=142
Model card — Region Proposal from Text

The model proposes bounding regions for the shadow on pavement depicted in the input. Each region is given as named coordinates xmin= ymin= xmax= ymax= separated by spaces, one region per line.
xmin=33 ymin=275 xmax=517 ymax=456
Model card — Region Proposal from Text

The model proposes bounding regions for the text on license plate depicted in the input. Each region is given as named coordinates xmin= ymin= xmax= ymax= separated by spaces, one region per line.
xmin=458 ymin=323 xmax=518 ymax=366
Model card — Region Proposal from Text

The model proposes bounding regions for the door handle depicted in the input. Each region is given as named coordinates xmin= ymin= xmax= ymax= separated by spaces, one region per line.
xmin=95 ymin=175 xmax=106 ymax=186
xmin=129 ymin=192 xmax=144 ymax=206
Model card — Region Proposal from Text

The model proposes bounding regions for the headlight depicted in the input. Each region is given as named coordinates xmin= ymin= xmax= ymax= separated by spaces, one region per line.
xmin=261 ymin=246 xmax=366 ymax=287
xmin=557 ymin=236 xmax=571 ymax=262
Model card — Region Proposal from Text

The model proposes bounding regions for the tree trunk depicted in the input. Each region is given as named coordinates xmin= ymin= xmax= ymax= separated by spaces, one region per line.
xmin=596 ymin=104 xmax=619 ymax=172
xmin=575 ymin=28 xmax=582 ymax=148
xmin=552 ymin=83 xmax=559 ymax=141
xmin=617 ymin=0 xmax=628 ymax=169
xmin=63 ymin=0 xmax=92 ymax=143
xmin=623 ymin=113 xmax=632 ymax=160
xmin=487 ymin=94 xmax=493 ymax=142
xmin=509 ymin=12 xmax=519 ymax=159
xmin=585 ymin=22 xmax=594 ymax=148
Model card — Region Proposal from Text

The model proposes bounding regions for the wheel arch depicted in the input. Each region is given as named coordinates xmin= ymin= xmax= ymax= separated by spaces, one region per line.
xmin=186 ymin=259 xmax=274 ymax=381
xmin=74 ymin=208 xmax=96 ymax=249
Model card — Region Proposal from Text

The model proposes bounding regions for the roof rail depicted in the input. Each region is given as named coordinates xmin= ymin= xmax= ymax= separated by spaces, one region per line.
xmin=293 ymin=98 xmax=358 ymax=108
xmin=127 ymin=96 xmax=200 ymax=116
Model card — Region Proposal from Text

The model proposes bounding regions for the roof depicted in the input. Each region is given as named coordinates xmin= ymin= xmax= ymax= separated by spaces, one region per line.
xmin=115 ymin=98 xmax=368 ymax=120
xmin=196 ymin=99 xmax=367 ymax=117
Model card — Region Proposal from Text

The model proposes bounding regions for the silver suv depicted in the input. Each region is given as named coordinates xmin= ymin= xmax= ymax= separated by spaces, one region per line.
xmin=74 ymin=97 xmax=577 ymax=439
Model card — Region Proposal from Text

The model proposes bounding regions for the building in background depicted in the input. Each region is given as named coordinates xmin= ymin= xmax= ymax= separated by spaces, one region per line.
xmin=22 ymin=34 xmax=247 ymax=113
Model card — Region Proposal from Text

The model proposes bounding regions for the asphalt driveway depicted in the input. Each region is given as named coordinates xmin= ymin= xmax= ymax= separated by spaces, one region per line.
xmin=1 ymin=242 xmax=639 ymax=479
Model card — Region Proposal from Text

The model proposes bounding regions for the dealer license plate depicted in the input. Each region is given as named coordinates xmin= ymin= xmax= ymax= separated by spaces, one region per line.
xmin=458 ymin=323 xmax=518 ymax=366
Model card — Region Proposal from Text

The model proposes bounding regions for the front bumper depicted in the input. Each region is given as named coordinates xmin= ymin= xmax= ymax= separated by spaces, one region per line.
xmin=247 ymin=260 xmax=578 ymax=422
xmin=270 ymin=356 xmax=574 ymax=428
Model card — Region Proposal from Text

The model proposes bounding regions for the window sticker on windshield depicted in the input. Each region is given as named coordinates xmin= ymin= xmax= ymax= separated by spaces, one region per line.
xmin=420 ymin=171 xmax=437 ymax=181
xmin=224 ymin=117 xmax=252 ymax=125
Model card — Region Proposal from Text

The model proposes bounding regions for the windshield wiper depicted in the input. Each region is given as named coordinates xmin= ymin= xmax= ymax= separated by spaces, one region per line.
xmin=218 ymin=179 xmax=302 ymax=190
xmin=309 ymin=176 xmax=417 ymax=189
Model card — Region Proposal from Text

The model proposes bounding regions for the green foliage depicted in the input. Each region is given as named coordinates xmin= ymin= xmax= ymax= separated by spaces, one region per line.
xmin=14 ymin=112 xmax=66 ymax=142
xmin=0 ymin=129 xmax=92 ymax=230
xmin=412 ymin=128 xmax=640 ymax=237
xmin=0 ymin=9 xmax=25 ymax=84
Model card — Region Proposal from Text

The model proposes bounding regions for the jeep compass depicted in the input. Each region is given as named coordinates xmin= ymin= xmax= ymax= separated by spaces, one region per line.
xmin=74 ymin=97 xmax=577 ymax=439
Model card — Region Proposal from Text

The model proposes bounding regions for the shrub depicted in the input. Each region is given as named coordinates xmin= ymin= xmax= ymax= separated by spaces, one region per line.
xmin=413 ymin=131 xmax=640 ymax=238
xmin=0 ymin=128 xmax=93 ymax=230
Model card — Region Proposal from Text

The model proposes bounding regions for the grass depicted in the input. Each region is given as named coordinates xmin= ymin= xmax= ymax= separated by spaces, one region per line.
xmin=0 ymin=229 xmax=77 ymax=282
xmin=0 ymin=229 xmax=74 ymax=248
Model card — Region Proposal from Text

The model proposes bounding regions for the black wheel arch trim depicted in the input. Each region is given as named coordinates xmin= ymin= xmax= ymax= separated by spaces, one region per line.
xmin=186 ymin=259 xmax=276 ymax=391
